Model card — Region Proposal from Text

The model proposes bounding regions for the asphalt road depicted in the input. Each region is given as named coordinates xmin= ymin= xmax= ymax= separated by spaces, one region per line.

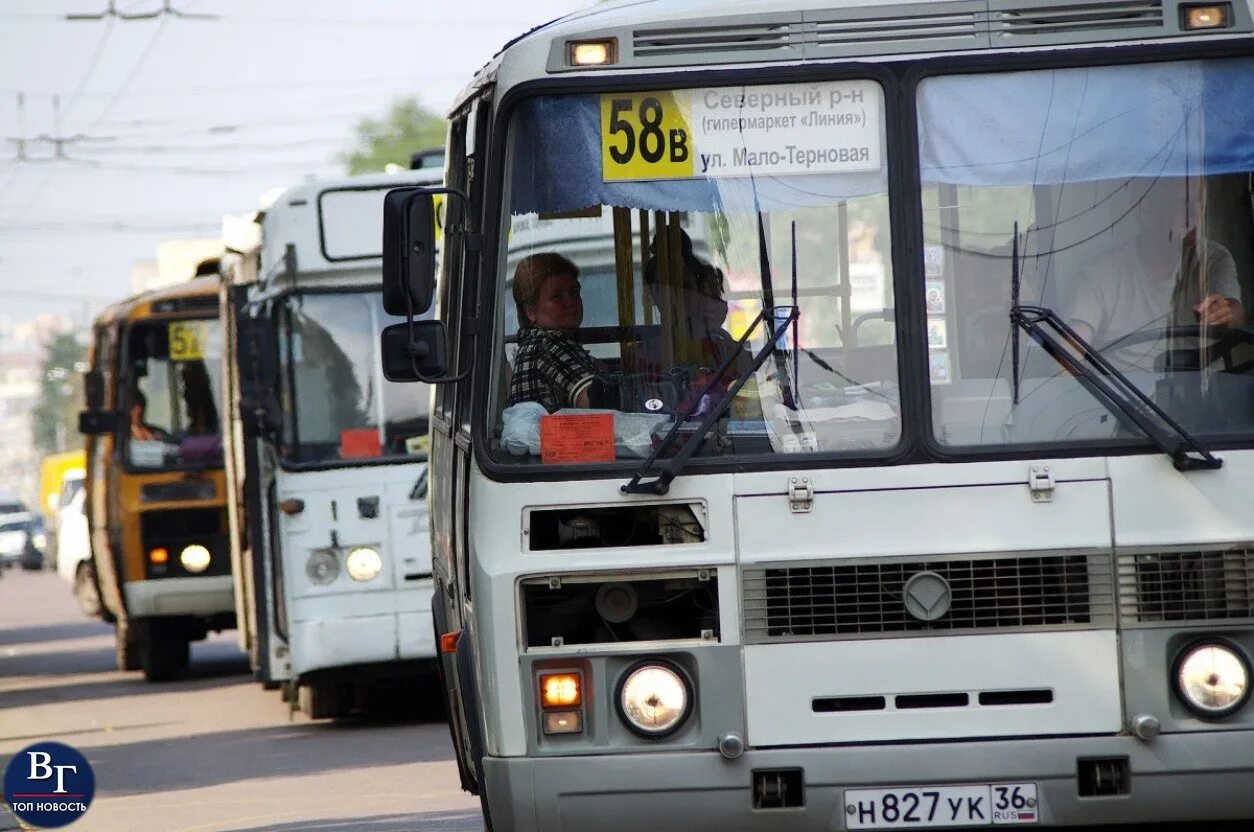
xmin=0 ymin=568 xmax=482 ymax=832
xmin=3 ymin=568 xmax=1249 ymax=832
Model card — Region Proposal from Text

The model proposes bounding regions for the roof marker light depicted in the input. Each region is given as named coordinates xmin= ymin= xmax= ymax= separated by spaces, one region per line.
xmin=569 ymin=39 xmax=617 ymax=67
xmin=1181 ymin=3 xmax=1231 ymax=29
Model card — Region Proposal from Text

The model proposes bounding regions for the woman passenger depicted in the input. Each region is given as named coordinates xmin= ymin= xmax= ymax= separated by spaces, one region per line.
xmin=506 ymin=252 xmax=601 ymax=413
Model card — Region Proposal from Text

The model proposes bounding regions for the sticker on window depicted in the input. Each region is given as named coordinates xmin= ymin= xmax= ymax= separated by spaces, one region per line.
xmin=540 ymin=413 xmax=615 ymax=464
xmin=340 ymin=428 xmax=382 ymax=459
xmin=924 ymin=244 xmax=945 ymax=277
xmin=929 ymin=350 xmax=952 ymax=385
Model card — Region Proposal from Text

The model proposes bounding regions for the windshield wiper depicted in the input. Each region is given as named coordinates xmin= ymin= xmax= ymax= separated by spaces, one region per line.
xmin=1006 ymin=223 xmax=1218 ymax=472
xmin=621 ymin=306 xmax=799 ymax=496
xmin=1009 ymin=303 xmax=1221 ymax=472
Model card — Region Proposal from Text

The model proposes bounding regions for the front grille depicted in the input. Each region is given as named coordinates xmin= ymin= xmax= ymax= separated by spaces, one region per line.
xmin=991 ymin=0 xmax=1164 ymax=37
xmin=810 ymin=10 xmax=987 ymax=48
xmin=141 ymin=507 xmax=229 ymax=579
xmin=141 ymin=480 xmax=217 ymax=503
xmin=744 ymin=553 xmax=1113 ymax=643
xmin=1118 ymin=547 xmax=1254 ymax=625
xmin=633 ymin=22 xmax=801 ymax=59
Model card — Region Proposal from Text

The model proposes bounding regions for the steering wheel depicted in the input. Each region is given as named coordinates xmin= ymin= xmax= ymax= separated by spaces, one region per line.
xmin=1098 ymin=325 xmax=1254 ymax=375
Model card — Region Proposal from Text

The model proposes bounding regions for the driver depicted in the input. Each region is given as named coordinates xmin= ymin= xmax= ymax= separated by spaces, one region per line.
xmin=506 ymin=252 xmax=600 ymax=413
xmin=129 ymin=390 xmax=170 ymax=442
xmin=1068 ymin=178 xmax=1244 ymax=348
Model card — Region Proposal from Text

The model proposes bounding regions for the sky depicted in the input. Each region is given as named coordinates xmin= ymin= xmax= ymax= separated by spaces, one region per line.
xmin=0 ymin=0 xmax=590 ymax=330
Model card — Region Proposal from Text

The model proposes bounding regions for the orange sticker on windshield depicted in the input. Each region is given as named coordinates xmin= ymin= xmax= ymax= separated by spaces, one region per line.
xmin=540 ymin=414 xmax=615 ymax=464
xmin=340 ymin=428 xmax=381 ymax=459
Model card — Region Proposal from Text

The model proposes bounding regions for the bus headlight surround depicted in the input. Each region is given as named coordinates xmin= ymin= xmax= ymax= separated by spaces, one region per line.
xmin=180 ymin=544 xmax=211 ymax=573
xmin=1173 ymin=640 xmax=1250 ymax=718
xmin=306 ymin=549 xmax=340 ymax=585
xmin=345 ymin=546 xmax=383 ymax=582
xmin=616 ymin=660 xmax=693 ymax=738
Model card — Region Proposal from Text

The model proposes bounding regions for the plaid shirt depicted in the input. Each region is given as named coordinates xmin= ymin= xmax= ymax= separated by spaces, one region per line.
xmin=507 ymin=327 xmax=599 ymax=413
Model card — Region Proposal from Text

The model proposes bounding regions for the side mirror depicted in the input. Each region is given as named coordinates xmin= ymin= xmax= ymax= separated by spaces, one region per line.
xmin=78 ymin=410 xmax=119 ymax=436
xmin=83 ymin=371 xmax=105 ymax=410
xmin=382 ymin=188 xmax=437 ymax=316
xmin=381 ymin=321 xmax=447 ymax=383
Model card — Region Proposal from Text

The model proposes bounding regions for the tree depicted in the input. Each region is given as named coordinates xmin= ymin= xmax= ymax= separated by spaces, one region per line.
xmin=342 ymin=97 xmax=446 ymax=175
xmin=32 ymin=333 xmax=87 ymax=455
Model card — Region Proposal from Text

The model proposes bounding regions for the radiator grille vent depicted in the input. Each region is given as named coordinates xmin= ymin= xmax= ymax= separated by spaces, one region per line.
xmin=744 ymin=553 xmax=1113 ymax=643
xmin=1118 ymin=547 xmax=1254 ymax=625
xmin=632 ymin=22 xmax=801 ymax=58
xmin=810 ymin=10 xmax=986 ymax=47
xmin=992 ymin=0 xmax=1164 ymax=37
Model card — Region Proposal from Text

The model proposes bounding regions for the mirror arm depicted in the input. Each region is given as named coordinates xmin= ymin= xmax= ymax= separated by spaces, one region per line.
xmin=402 ymin=185 xmax=474 ymax=384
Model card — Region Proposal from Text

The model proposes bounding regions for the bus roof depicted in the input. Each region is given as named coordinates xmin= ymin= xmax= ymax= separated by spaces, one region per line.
xmin=93 ymin=274 xmax=221 ymax=329
xmin=457 ymin=0 xmax=1253 ymax=110
xmin=258 ymin=168 xmax=444 ymax=290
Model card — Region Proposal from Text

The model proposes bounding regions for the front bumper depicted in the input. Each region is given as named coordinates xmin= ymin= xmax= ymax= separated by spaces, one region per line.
xmin=123 ymin=575 xmax=234 ymax=618
xmin=483 ymin=731 xmax=1254 ymax=832
xmin=289 ymin=608 xmax=435 ymax=677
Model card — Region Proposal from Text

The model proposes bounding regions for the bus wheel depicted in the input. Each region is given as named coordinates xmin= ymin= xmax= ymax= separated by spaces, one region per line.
xmin=115 ymin=624 xmax=141 ymax=672
xmin=140 ymin=625 xmax=190 ymax=683
xmin=74 ymin=563 xmax=102 ymax=619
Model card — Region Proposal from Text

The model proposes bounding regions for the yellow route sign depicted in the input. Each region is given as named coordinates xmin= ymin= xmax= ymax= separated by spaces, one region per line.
xmin=168 ymin=321 xmax=206 ymax=361
xmin=600 ymin=92 xmax=694 ymax=182
xmin=600 ymin=83 xmax=882 ymax=182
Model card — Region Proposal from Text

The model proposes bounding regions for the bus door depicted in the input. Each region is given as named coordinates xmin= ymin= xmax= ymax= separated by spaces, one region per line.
xmin=431 ymin=101 xmax=490 ymax=794
xmin=236 ymin=298 xmax=290 ymax=682
xmin=84 ymin=322 xmax=126 ymax=625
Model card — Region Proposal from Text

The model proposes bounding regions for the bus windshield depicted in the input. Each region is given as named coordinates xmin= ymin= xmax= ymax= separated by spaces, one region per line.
xmin=125 ymin=318 xmax=224 ymax=470
xmin=920 ymin=56 xmax=1254 ymax=448
xmin=492 ymin=79 xmax=899 ymax=465
xmin=277 ymin=291 xmax=430 ymax=465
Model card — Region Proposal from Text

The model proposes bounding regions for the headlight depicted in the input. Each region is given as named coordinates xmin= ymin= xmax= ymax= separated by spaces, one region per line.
xmin=345 ymin=546 xmax=383 ymax=582
xmin=180 ymin=544 xmax=211 ymax=573
xmin=617 ymin=661 xmax=692 ymax=737
xmin=1175 ymin=641 xmax=1251 ymax=718
xmin=306 ymin=549 xmax=340 ymax=585
xmin=32 ymin=532 xmax=47 ymax=550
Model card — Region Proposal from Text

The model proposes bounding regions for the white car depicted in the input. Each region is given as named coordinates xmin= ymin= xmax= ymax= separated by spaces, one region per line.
xmin=55 ymin=477 xmax=99 ymax=617
xmin=0 ymin=504 xmax=42 ymax=570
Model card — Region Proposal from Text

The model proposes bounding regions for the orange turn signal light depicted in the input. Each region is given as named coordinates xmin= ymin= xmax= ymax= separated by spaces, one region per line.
xmin=439 ymin=630 xmax=462 ymax=654
xmin=149 ymin=547 xmax=169 ymax=565
xmin=540 ymin=673 xmax=582 ymax=709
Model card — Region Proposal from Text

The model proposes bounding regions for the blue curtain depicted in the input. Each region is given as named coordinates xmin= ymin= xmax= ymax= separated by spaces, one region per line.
xmin=918 ymin=58 xmax=1254 ymax=186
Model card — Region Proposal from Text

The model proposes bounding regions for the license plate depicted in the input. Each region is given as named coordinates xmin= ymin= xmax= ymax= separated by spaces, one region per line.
xmin=844 ymin=783 xmax=1039 ymax=829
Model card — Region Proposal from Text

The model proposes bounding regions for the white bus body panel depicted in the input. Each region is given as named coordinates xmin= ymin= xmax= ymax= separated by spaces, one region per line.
xmin=1110 ymin=450 xmax=1254 ymax=547
xmin=745 ymin=631 xmax=1120 ymax=744
xmin=278 ymin=462 xmax=434 ymax=678
xmin=736 ymin=475 xmax=1109 ymax=559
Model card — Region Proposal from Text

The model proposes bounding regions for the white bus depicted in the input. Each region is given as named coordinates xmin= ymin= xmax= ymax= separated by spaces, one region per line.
xmin=381 ymin=0 xmax=1254 ymax=827
xmin=221 ymin=169 xmax=443 ymax=717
